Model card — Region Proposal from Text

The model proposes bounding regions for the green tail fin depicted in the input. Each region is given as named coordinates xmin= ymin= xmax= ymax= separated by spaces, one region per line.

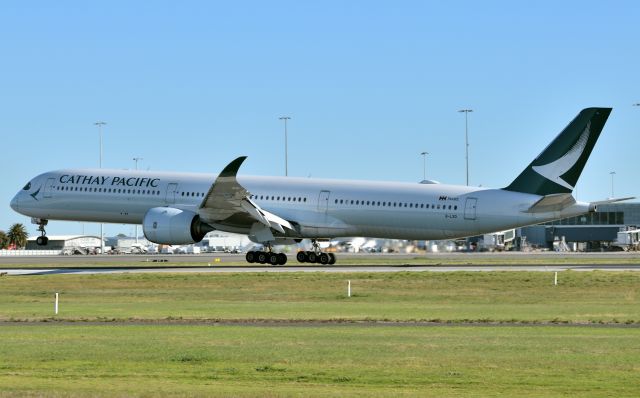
xmin=504 ymin=107 xmax=612 ymax=196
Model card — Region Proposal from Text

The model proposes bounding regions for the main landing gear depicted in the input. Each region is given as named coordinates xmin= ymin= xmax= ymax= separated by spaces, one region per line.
xmin=243 ymin=240 xmax=338 ymax=265
xmin=33 ymin=218 xmax=49 ymax=246
xmin=245 ymin=244 xmax=288 ymax=265
xmin=296 ymin=240 xmax=336 ymax=265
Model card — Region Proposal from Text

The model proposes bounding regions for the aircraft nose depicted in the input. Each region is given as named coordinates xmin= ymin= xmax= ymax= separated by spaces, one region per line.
xmin=10 ymin=194 xmax=19 ymax=212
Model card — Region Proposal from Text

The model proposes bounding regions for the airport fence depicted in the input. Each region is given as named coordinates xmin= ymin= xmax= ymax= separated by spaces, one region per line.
xmin=0 ymin=249 xmax=61 ymax=256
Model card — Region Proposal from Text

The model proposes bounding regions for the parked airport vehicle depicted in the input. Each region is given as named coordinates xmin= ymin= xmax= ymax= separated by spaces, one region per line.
xmin=10 ymin=108 xmax=632 ymax=265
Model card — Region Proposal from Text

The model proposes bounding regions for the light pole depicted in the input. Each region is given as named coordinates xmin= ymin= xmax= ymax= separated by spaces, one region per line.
xmin=420 ymin=151 xmax=429 ymax=181
xmin=95 ymin=121 xmax=106 ymax=168
xmin=458 ymin=109 xmax=473 ymax=186
xmin=133 ymin=157 xmax=143 ymax=170
xmin=95 ymin=121 xmax=107 ymax=255
xmin=279 ymin=116 xmax=291 ymax=176
xmin=610 ymin=171 xmax=616 ymax=198
xmin=133 ymin=157 xmax=143 ymax=243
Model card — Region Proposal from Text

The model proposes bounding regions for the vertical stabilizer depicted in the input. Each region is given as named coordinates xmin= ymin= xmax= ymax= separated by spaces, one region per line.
xmin=504 ymin=107 xmax=611 ymax=196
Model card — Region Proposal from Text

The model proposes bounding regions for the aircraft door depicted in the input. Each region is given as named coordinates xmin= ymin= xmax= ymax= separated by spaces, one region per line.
xmin=165 ymin=183 xmax=178 ymax=204
xmin=43 ymin=178 xmax=56 ymax=198
xmin=464 ymin=197 xmax=477 ymax=220
xmin=318 ymin=190 xmax=331 ymax=213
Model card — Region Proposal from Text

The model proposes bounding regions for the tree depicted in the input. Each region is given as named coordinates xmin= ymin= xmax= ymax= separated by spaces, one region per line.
xmin=7 ymin=223 xmax=28 ymax=249
xmin=0 ymin=230 xmax=7 ymax=249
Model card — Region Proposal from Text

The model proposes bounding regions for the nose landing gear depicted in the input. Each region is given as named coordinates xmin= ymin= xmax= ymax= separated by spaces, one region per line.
xmin=32 ymin=218 xmax=49 ymax=246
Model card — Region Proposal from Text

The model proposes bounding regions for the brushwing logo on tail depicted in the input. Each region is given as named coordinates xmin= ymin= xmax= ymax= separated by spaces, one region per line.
xmin=531 ymin=122 xmax=590 ymax=190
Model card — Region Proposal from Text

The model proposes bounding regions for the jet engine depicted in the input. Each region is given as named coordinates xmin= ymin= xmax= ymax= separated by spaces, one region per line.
xmin=142 ymin=207 xmax=213 ymax=245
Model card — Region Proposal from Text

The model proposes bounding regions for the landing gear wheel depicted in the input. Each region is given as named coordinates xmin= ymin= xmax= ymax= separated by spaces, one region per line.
xmin=328 ymin=253 xmax=336 ymax=265
xmin=277 ymin=253 xmax=288 ymax=265
xmin=296 ymin=251 xmax=307 ymax=263
xmin=257 ymin=251 xmax=268 ymax=264
xmin=33 ymin=219 xmax=49 ymax=246
xmin=319 ymin=253 xmax=329 ymax=265
xmin=246 ymin=251 xmax=256 ymax=263
xmin=307 ymin=251 xmax=317 ymax=263
xmin=268 ymin=253 xmax=279 ymax=265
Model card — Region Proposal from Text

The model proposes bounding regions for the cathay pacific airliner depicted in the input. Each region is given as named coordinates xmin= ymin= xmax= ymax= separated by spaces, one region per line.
xmin=10 ymin=108 xmax=631 ymax=264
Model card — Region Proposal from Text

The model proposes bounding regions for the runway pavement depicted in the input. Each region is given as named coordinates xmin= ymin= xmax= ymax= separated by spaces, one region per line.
xmin=2 ymin=252 xmax=639 ymax=276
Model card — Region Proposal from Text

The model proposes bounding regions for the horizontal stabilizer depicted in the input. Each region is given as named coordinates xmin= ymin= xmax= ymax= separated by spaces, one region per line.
xmin=524 ymin=193 xmax=576 ymax=213
xmin=589 ymin=197 xmax=636 ymax=206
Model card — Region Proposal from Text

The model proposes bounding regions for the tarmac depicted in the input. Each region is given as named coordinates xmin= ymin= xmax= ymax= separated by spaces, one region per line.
xmin=1 ymin=252 xmax=639 ymax=275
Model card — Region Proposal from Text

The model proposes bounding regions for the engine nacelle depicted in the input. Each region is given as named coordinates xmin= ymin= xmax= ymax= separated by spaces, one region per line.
xmin=142 ymin=207 xmax=213 ymax=245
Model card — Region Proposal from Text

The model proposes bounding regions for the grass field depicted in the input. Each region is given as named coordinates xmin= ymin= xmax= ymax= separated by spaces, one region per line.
xmin=1 ymin=271 xmax=639 ymax=396
xmin=0 ymin=324 xmax=638 ymax=397
xmin=1 ymin=271 xmax=639 ymax=323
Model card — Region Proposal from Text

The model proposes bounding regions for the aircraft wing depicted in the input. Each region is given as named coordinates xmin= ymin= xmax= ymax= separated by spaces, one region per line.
xmin=198 ymin=157 xmax=294 ymax=235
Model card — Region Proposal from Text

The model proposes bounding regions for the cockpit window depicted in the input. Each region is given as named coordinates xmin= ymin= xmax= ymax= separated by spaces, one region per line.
xmin=23 ymin=182 xmax=31 ymax=191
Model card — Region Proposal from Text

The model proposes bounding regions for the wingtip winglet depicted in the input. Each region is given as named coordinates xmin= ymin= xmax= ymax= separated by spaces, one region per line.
xmin=219 ymin=156 xmax=247 ymax=178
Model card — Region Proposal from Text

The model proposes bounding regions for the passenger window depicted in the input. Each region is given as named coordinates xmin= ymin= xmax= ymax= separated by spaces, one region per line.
xmin=454 ymin=205 xmax=458 ymax=210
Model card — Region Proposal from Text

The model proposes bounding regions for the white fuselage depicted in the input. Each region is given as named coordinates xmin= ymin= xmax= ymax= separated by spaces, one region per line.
xmin=11 ymin=168 xmax=592 ymax=241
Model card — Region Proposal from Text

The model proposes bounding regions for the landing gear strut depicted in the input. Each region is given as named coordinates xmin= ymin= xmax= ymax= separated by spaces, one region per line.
xmin=32 ymin=218 xmax=49 ymax=246
xmin=245 ymin=243 xmax=288 ymax=265
xmin=296 ymin=240 xmax=336 ymax=265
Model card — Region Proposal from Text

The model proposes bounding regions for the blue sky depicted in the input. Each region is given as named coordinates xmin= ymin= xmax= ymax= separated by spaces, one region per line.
xmin=2 ymin=1 xmax=639 ymax=237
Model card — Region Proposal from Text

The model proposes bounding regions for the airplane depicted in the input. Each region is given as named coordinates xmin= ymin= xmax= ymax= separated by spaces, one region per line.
xmin=10 ymin=107 xmax=632 ymax=265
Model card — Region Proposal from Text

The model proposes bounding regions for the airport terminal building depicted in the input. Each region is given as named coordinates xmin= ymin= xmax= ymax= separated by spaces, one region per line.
xmin=519 ymin=203 xmax=640 ymax=250
xmin=25 ymin=235 xmax=103 ymax=252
